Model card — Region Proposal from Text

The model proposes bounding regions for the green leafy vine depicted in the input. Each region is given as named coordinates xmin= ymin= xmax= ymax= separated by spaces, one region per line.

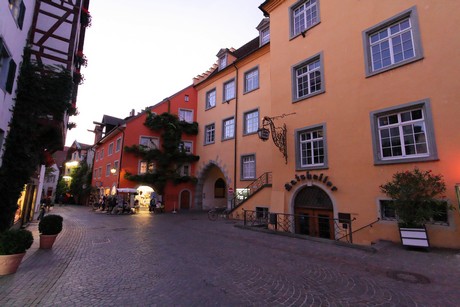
xmin=124 ymin=112 xmax=199 ymax=194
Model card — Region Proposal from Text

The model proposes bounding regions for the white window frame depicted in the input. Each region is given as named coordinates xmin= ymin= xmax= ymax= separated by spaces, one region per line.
xmin=179 ymin=108 xmax=193 ymax=123
xmin=180 ymin=141 xmax=193 ymax=154
xmin=362 ymin=6 xmax=423 ymax=77
xmin=108 ymin=142 xmax=114 ymax=156
xmin=8 ymin=0 xmax=26 ymax=29
xmin=204 ymin=123 xmax=215 ymax=145
xmin=139 ymin=160 xmax=155 ymax=175
xmin=100 ymin=148 xmax=104 ymax=159
xmin=243 ymin=109 xmax=259 ymax=135
xmin=116 ymin=137 xmax=122 ymax=152
xmin=139 ymin=136 xmax=159 ymax=150
xmin=222 ymin=117 xmax=235 ymax=140
xmin=244 ymin=67 xmax=259 ymax=93
xmin=113 ymin=160 xmax=119 ymax=174
xmin=219 ymin=55 xmax=227 ymax=70
xmin=105 ymin=164 xmax=111 ymax=177
xmin=206 ymin=88 xmax=216 ymax=109
xmin=241 ymin=154 xmax=256 ymax=180
xmin=180 ymin=164 xmax=191 ymax=177
xmin=290 ymin=0 xmax=320 ymax=38
xmin=370 ymin=99 xmax=438 ymax=165
xmin=0 ymin=39 xmax=17 ymax=94
xmin=292 ymin=52 xmax=324 ymax=102
xmin=223 ymin=79 xmax=235 ymax=102
xmin=260 ymin=27 xmax=270 ymax=46
xmin=295 ymin=123 xmax=327 ymax=170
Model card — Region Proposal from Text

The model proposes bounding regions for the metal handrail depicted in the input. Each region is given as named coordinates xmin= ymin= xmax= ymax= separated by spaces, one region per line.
xmin=243 ymin=209 xmax=354 ymax=243
xmin=336 ymin=218 xmax=380 ymax=242
xmin=230 ymin=172 xmax=272 ymax=210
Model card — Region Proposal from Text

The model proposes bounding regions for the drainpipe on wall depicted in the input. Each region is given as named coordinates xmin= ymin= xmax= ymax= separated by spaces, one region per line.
xmin=232 ymin=63 xmax=239 ymax=195
xmin=116 ymin=124 xmax=127 ymax=189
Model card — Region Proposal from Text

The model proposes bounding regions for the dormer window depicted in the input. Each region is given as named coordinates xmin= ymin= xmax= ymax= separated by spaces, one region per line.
xmin=257 ymin=18 xmax=270 ymax=47
xmin=219 ymin=55 xmax=227 ymax=70
xmin=260 ymin=27 xmax=270 ymax=45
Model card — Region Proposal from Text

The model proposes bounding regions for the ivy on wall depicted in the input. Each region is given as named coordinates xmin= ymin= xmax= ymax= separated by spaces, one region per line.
xmin=0 ymin=48 xmax=74 ymax=231
xmin=124 ymin=112 xmax=199 ymax=194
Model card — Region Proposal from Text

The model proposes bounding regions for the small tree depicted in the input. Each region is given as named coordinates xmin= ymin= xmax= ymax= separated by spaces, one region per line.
xmin=69 ymin=161 xmax=92 ymax=205
xmin=380 ymin=168 xmax=449 ymax=227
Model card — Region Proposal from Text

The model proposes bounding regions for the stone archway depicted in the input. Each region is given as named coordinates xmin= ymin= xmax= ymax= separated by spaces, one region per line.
xmin=195 ymin=160 xmax=231 ymax=210
xmin=293 ymin=185 xmax=335 ymax=239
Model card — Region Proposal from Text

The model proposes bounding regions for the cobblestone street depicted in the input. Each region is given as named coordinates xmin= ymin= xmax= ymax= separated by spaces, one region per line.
xmin=1 ymin=205 xmax=460 ymax=306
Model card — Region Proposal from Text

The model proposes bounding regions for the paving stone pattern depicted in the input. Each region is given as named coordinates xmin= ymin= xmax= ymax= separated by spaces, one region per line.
xmin=1 ymin=205 xmax=460 ymax=306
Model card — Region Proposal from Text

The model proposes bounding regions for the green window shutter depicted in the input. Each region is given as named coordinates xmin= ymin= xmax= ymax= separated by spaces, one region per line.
xmin=6 ymin=59 xmax=17 ymax=94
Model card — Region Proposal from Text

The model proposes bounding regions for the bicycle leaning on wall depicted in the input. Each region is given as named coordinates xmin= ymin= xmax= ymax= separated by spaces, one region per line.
xmin=207 ymin=207 xmax=231 ymax=221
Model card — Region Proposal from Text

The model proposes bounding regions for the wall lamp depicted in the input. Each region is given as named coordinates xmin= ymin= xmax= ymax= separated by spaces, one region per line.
xmin=257 ymin=113 xmax=295 ymax=164
xmin=110 ymin=167 xmax=117 ymax=175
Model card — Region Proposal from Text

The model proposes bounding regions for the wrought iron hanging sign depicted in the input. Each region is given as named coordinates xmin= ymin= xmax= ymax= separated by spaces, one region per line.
xmin=257 ymin=113 xmax=295 ymax=164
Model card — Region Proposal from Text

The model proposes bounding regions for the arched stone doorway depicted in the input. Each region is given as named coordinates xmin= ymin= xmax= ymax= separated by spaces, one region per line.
xmin=294 ymin=185 xmax=334 ymax=239
xmin=195 ymin=161 xmax=231 ymax=210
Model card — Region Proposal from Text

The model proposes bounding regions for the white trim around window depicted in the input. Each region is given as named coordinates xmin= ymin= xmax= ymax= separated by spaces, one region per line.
xmin=108 ymin=142 xmax=114 ymax=156
xmin=116 ymin=137 xmax=122 ymax=152
xmin=291 ymin=52 xmax=325 ymax=103
xmin=139 ymin=136 xmax=159 ymax=149
xmin=289 ymin=0 xmax=320 ymax=39
xmin=206 ymin=88 xmax=216 ymax=110
xmin=362 ymin=6 xmax=423 ymax=77
xmin=370 ymin=99 xmax=438 ymax=165
xmin=241 ymin=154 xmax=256 ymax=180
xmin=179 ymin=108 xmax=194 ymax=123
xmin=295 ymin=123 xmax=328 ymax=170
xmin=243 ymin=67 xmax=259 ymax=94
xmin=222 ymin=116 xmax=235 ymax=141
xmin=243 ymin=109 xmax=259 ymax=135
xmin=223 ymin=79 xmax=235 ymax=102
xmin=204 ymin=123 xmax=215 ymax=145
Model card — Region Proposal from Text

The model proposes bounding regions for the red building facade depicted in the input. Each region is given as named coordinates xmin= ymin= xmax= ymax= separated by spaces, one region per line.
xmin=91 ymin=85 xmax=197 ymax=212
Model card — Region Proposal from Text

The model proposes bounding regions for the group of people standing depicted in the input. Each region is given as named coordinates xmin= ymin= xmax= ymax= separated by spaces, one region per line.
xmin=94 ymin=195 xmax=140 ymax=215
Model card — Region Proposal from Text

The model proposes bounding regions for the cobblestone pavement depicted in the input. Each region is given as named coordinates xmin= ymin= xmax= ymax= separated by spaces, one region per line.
xmin=1 ymin=205 xmax=460 ymax=306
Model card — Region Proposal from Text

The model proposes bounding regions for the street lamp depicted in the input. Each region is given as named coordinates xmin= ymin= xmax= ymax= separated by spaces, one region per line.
xmin=110 ymin=167 xmax=116 ymax=174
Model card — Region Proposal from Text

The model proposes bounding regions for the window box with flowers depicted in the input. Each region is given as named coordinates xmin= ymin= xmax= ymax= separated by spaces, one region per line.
xmin=75 ymin=51 xmax=87 ymax=69
xmin=80 ymin=7 xmax=92 ymax=27
xmin=380 ymin=168 xmax=452 ymax=248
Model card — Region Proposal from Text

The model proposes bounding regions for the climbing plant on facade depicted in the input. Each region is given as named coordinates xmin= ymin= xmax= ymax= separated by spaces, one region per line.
xmin=0 ymin=48 xmax=74 ymax=231
xmin=124 ymin=111 xmax=199 ymax=194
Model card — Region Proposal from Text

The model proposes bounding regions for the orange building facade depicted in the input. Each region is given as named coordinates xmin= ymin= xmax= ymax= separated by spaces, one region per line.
xmin=194 ymin=0 xmax=460 ymax=248
xmin=91 ymin=86 xmax=197 ymax=212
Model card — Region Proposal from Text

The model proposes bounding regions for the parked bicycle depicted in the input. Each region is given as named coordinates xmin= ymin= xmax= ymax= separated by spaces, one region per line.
xmin=208 ymin=207 xmax=231 ymax=221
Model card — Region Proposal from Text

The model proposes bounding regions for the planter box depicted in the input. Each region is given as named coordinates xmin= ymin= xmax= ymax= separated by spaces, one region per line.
xmin=399 ymin=226 xmax=430 ymax=248
xmin=0 ymin=253 xmax=26 ymax=275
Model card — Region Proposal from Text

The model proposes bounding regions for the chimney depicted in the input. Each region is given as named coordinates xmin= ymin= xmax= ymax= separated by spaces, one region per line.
xmin=130 ymin=109 xmax=135 ymax=117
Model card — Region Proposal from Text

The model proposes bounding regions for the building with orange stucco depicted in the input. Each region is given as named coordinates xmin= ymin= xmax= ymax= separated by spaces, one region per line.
xmin=194 ymin=0 xmax=460 ymax=248
xmin=91 ymin=85 xmax=197 ymax=212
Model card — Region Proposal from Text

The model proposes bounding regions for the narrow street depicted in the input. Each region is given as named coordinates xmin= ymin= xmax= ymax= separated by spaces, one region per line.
xmin=1 ymin=205 xmax=459 ymax=306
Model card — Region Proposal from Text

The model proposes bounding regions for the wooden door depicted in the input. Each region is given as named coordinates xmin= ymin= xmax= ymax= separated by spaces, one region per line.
xmin=180 ymin=190 xmax=190 ymax=210
xmin=295 ymin=208 xmax=334 ymax=239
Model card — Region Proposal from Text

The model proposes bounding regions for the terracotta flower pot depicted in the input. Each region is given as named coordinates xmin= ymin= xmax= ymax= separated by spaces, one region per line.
xmin=39 ymin=234 xmax=58 ymax=249
xmin=0 ymin=253 xmax=26 ymax=275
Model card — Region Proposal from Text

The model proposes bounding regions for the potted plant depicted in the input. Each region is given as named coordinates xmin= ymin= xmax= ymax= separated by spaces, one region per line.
xmin=0 ymin=229 xmax=34 ymax=275
xmin=38 ymin=214 xmax=63 ymax=249
xmin=380 ymin=168 xmax=449 ymax=248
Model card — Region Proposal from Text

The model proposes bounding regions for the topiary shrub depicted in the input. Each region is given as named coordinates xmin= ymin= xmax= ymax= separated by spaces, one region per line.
xmin=38 ymin=214 xmax=63 ymax=235
xmin=0 ymin=229 xmax=34 ymax=255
